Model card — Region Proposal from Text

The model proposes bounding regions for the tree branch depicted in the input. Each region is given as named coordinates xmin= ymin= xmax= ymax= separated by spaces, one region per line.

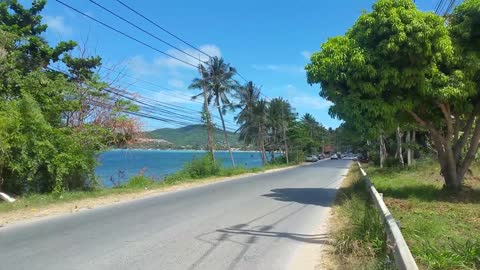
xmin=439 ymin=102 xmax=453 ymax=140
xmin=453 ymin=112 xmax=461 ymax=144
xmin=454 ymin=99 xmax=480 ymax=159
xmin=459 ymin=118 xmax=480 ymax=178
xmin=408 ymin=110 xmax=445 ymax=144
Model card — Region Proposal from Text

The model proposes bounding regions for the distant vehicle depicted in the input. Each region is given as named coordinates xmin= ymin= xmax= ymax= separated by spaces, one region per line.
xmin=331 ymin=154 xmax=339 ymax=160
xmin=317 ymin=154 xmax=325 ymax=160
xmin=305 ymin=155 xmax=319 ymax=162
xmin=358 ymin=155 xmax=369 ymax=163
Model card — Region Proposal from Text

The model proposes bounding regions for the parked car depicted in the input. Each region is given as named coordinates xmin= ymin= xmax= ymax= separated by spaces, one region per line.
xmin=331 ymin=154 xmax=339 ymax=160
xmin=317 ymin=154 xmax=325 ymax=160
xmin=305 ymin=155 xmax=319 ymax=162
xmin=358 ymin=155 xmax=369 ymax=163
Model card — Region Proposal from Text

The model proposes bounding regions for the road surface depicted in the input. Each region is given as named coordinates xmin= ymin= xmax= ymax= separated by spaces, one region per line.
xmin=0 ymin=160 xmax=350 ymax=270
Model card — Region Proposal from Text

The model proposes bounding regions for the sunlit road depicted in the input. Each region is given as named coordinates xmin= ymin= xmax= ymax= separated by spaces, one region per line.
xmin=0 ymin=160 xmax=350 ymax=270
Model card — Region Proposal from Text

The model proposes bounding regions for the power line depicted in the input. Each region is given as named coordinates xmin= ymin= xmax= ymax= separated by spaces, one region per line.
xmin=55 ymin=0 xmax=198 ymax=68
xmin=48 ymin=66 xmax=238 ymax=131
xmin=97 ymin=66 xmax=238 ymax=126
xmin=88 ymin=0 xmax=206 ymax=64
xmin=443 ymin=0 xmax=458 ymax=15
xmin=110 ymin=0 xmax=271 ymax=101
xmin=114 ymin=0 xmax=212 ymax=59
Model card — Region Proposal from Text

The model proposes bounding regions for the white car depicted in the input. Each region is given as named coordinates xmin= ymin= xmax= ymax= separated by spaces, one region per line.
xmin=331 ymin=154 xmax=339 ymax=160
xmin=305 ymin=155 xmax=319 ymax=162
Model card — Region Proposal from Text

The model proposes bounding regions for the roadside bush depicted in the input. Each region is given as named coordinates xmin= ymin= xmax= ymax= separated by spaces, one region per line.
xmin=0 ymin=96 xmax=100 ymax=194
xmin=184 ymin=154 xmax=220 ymax=178
xmin=333 ymin=172 xmax=394 ymax=269
xmin=122 ymin=175 xmax=154 ymax=189
xmin=288 ymin=149 xmax=305 ymax=164
xmin=269 ymin=156 xmax=287 ymax=165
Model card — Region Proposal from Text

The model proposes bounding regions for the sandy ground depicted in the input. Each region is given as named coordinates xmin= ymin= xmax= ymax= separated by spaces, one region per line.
xmin=1 ymin=163 xmax=311 ymax=227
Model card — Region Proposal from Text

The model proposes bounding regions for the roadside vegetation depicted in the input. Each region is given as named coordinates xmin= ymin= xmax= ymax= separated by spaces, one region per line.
xmin=322 ymin=166 xmax=393 ymax=270
xmin=0 ymin=154 xmax=299 ymax=215
xmin=369 ymin=160 xmax=480 ymax=270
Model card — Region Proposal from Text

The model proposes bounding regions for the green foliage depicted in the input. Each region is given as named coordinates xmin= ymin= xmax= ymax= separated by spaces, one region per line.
xmin=122 ymin=175 xmax=155 ymax=189
xmin=183 ymin=154 xmax=221 ymax=178
xmin=418 ymin=239 xmax=480 ymax=270
xmin=333 ymin=168 xmax=393 ymax=269
xmin=164 ymin=154 xmax=220 ymax=183
xmin=0 ymin=1 xmax=137 ymax=194
xmin=306 ymin=0 xmax=480 ymax=189
xmin=369 ymin=160 xmax=480 ymax=269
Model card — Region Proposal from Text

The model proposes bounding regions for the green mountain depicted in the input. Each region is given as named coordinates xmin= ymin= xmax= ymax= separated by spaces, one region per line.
xmin=146 ymin=125 xmax=241 ymax=149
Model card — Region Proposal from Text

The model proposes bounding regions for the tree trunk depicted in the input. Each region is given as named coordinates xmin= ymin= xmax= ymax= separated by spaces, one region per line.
xmin=258 ymin=123 xmax=267 ymax=165
xmin=202 ymin=85 xmax=215 ymax=159
xmin=397 ymin=126 xmax=405 ymax=167
xmin=217 ymin=106 xmax=235 ymax=167
xmin=438 ymin=146 xmax=462 ymax=190
xmin=283 ymin=126 xmax=289 ymax=164
xmin=412 ymin=130 xmax=416 ymax=166
xmin=406 ymin=130 xmax=412 ymax=166
xmin=379 ymin=134 xmax=384 ymax=168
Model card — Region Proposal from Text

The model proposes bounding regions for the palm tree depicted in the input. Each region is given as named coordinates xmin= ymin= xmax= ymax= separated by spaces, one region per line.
xmin=268 ymin=98 xmax=295 ymax=163
xmin=190 ymin=57 xmax=238 ymax=166
xmin=302 ymin=113 xmax=319 ymax=139
xmin=189 ymin=65 xmax=215 ymax=157
xmin=253 ymin=99 xmax=269 ymax=165
xmin=235 ymin=81 xmax=260 ymax=146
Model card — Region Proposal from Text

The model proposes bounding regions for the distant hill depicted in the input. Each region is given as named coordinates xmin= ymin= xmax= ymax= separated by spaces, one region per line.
xmin=145 ymin=125 xmax=242 ymax=149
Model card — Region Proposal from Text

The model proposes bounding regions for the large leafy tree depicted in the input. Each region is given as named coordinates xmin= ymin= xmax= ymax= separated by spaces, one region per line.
xmin=307 ymin=0 xmax=480 ymax=190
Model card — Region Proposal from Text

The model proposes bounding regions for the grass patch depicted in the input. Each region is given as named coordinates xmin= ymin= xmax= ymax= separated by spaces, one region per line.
xmin=368 ymin=160 xmax=480 ymax=270
xmin=0 ymin=156 xmax=298 ymax=215
xmin=324 ymin=166 xmax=394 ymax=270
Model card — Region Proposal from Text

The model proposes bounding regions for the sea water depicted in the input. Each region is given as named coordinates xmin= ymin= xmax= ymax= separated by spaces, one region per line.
xmin=95 ymin=149 xmax=266 ymax=187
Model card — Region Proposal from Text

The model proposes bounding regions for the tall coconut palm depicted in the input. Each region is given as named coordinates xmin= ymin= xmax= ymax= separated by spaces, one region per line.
xmin=302 ymin=113 xmax=319 ymax=139
xmin=190 ymin=56 xmax=238 ymax=167
xmin=253 ymin=99 xmax=269 ymax=165
xmin=235 ymin=81 xmax=260 ymax=146
xmin=268 ymin=98 xmax=296 ymax=163
xmin=189 ymin=65 xmax=215 ymax=157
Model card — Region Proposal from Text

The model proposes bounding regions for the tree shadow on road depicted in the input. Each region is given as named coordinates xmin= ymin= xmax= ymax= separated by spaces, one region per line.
xmin=262 ymin=187 xmax=339 ymax=207
xmin=217 ymin=227 xmax=330 ymax=245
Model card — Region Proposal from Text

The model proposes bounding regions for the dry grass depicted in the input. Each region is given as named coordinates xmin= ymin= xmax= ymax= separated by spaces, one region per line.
xmin=318 ymin=166 xmax=392 ymax=270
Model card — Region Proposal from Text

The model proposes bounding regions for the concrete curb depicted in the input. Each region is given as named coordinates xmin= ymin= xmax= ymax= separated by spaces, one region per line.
xmin=357 ymin=162 xmax=419 ymax=270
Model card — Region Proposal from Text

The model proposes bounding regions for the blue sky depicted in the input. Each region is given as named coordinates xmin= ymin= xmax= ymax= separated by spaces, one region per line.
xmin=31 ymin=0 xmax=437 ymax=131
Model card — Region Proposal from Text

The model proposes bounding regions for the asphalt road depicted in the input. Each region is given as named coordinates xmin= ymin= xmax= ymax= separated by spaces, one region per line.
xmin=0 ymin=159 xmax=351 ymax=270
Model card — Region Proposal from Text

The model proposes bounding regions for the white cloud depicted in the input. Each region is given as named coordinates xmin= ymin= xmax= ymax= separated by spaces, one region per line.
xmin=291 ymin=95 xmax=332 ymax=109
xmin=284 ymin=84 xmax=332 ymax=110
xmin=168 ymin=79 xmax=185 ymax=88
xmin=301 ymin=50 xmax=312 ymax=60
xmin=251 ymin=64 xmax=304 ymax=73
xmin=44 ymin=16 xmax=72 ymax=36
xmin=125 ymin=44 xmax=222 ymax=77
xmin=125 ymin=55 xmax=161 ymax=77
xmin=154 ymin=44 xmax=221 ymax=70
xmin=153 ymin=90 xmax=197 ymax=104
